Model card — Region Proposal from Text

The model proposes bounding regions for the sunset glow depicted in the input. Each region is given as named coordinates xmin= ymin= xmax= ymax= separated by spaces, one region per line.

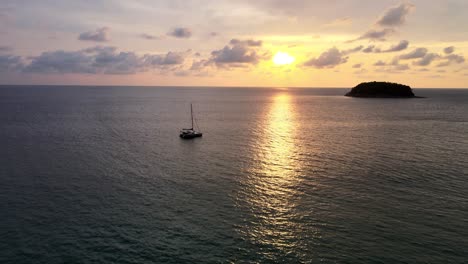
xmin=1 ymin=1 xmax=468 ymax=87
xmin=273 ymin=52 xmax=295 ymax=66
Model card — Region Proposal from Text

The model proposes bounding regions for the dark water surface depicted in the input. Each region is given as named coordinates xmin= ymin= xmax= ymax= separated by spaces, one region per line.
xmin=1 ymin=86 xmax=467 ymax=263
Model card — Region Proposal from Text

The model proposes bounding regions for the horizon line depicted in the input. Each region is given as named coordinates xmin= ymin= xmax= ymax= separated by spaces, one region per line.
xmin=0 ymin=84 xmax=467 ymax=89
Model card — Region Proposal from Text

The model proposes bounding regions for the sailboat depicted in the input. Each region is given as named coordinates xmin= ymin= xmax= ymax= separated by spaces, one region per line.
xmin=179 ymin=103 xmax=203 ymax=139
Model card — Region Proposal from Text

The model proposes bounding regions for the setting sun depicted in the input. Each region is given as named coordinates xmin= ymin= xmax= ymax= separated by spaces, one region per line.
xmin=273 ymin=52 xmax=295 ymax=65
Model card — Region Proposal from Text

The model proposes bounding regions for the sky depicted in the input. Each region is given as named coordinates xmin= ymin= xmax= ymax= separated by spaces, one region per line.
xmin=1 ymin=0 xmax=468 ymax=88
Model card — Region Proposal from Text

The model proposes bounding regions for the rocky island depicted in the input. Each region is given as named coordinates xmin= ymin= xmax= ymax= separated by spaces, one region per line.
xmin=345 ymin=81 xmax=419 ymax=98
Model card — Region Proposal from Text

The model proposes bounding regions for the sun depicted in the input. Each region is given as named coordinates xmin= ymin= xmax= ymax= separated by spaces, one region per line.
xmin=273 ymin=52 xmax=295 ymax=65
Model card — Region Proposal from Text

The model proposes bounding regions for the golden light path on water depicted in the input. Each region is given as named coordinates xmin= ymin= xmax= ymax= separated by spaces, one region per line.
xmin=240 ymin=92 xmax=311 ymax=258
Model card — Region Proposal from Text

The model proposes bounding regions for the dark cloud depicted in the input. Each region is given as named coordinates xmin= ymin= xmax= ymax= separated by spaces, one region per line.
xmin=362 ymin=41 xmax=408 ymax=53
xmin=363 ymin=45 xmax=379 ymax=53
xmin=356 ymin=28 xmax=395 ymax=41
xmin=394 ymin=64 xmax=410 ymax=71
xmin=190 ymin=59 xmax=210 ymax=71
xmin=304 ymin=45 xmax=363 ymax=69
xmin=211 ymin=46 xmax=259 ymax=64
xmin=208 ymin=39 xmax=267 ymax=67
xmin=24 ymin=50 xmax=96 ymax=74
xmin=145 ymin=51 xmax=186 ymax=65
xmin=304 ymin=47 xmax=348 ymax=68
xmin=78 ymin=27 xmax=110 ymax=42
xmin=0 ymin=54 xmax=23 ymax=72
xmin=437 ymin=54 xmax=465 ymax=67
xmin=383 ymin=40 xmax=409 ymax=52
xmin=23 ymin=46 xmax=187 ymax=75
xmin=373 ymin=60 xmax=387 ymax=66
xmin=376 ymin=3 xmax=414 ymax=27
xmin=373 ymin=58 xmax=410 ymax=72
xmin=303 ymin=45 xmax=363 ymax=69
xmin=444 ymin=46 xmax=455 ymax=54
xmin=0 ymin=46 xmax=12 ymax=52
xmin=399 ymin=48 xmax=428 ymax=60
xmin=445 ymin=54 xmax=465 ymax=64
xmin=350 ymin=3 xmax=414 ymax=43
xmin=352 ymin=63 xmax=362 ymax=68
xmin=343 ymin=45 xmax=364 ymax=55
xmin=230 ymin=39 xmax=262 ymax=47
xmin=140 ymin=33 xmax=163 ymax=40
xmin=83 ymin=46 xmax=117 ymax=54
xmin=168 ymin=27 xmax=192 ymax=38
xmin=413 ymin=53 xmax=439 ymax=66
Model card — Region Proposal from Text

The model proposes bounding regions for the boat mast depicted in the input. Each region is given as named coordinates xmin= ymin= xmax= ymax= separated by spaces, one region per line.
xmin=191 ymin=103 xmax=194 ymax=130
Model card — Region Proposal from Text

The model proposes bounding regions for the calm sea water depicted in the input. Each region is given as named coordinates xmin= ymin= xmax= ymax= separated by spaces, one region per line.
xmin=1 ymin=85 xmax=467 ymax=263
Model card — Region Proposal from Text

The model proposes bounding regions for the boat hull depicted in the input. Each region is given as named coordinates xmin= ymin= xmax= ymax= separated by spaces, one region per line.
xmin=180 ymin=133 xmax=203 ymax=139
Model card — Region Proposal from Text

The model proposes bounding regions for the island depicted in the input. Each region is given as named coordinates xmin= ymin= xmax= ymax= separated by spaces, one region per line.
xmin=345 ymin=81 xmax=419 ymax=98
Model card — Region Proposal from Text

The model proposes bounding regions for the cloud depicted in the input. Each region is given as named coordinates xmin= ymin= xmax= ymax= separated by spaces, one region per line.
xmin=23 ymin=46 xmax=187 ymax=75
xmin=356 ymin=28 xmax=395 ymax=41
xmin=167 ymin=27 xmax=192 ymax=38
xmin=363 ymin=45 xmax=379 ymax=53
xmin=445 ymin=54 xmax=465 ymax=63
xmin=343 ymin=45 xmax=364 ymax=55
xmin=83 ymin=46 xmax=117 ymax=54
xmin=373 ymin=58 xmax=410 ymax=72
xmin=78 ymin=27 xmax=110 ymax=42
xmin=140 ymin=33 xmax=163 ymax=40
xmin=352 ymin=63 xmax=362 ymax=68
xmin=437 ymin=54 xmax=465 ymax=67
xmin=374 ymin=60 xmax=387 ymax=66
xmin=362 ymin=40 xmax=408 ymax=53
xmin=190 ymin=59 xmax=210 ymax=71
xmin=208 ymin=39 xmax=267 ymax=67
xmin=394 ymin=64 xmax=410 ymax=71
xmin=399 ymin=48 xmax=428 ymax=60
xmin=230 ymin=39 xmax=262 ymax=47
xmin=145 ymin=51 xmax=186 ymax=65
xmin=376 ymin=2 xmax=414 ymax=27
xmin=0 ymin=46 xmax=12 ymax=52
xmin=444 ymin=46 xmax=455 ymax=54
xmin=0 ymin=54 xmax=23 ymax=72
xmin=304 ymin=47 xmax=349 ymax=68
xmin=211 ymin=46 xmax=259 ymax=64
xmin=413 ymin=53 xmax=439 ymax=66
xmin=24 ymin=50 xmax=96 ymax=74
xmin=382 ymin=40 xmax=409 ymax=52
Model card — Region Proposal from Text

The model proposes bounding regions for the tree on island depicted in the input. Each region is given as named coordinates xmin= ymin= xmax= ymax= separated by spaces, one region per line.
xmin=345 ymin=81 xmax=417 ymax=98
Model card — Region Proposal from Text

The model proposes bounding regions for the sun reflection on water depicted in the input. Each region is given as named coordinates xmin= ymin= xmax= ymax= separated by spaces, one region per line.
xmin=259 ymin=93 xmax=298 ymax=176
xmin=240 ymin=92 xmax=308 ymax=257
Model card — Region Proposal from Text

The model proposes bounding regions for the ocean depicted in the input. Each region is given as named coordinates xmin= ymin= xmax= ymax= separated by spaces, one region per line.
xmin=1 ymin=85 xmax=467 ymax=263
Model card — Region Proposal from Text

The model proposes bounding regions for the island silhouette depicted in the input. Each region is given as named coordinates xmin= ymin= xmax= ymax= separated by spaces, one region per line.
xmin=345 ymin=82 xmax=420 ymax=98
